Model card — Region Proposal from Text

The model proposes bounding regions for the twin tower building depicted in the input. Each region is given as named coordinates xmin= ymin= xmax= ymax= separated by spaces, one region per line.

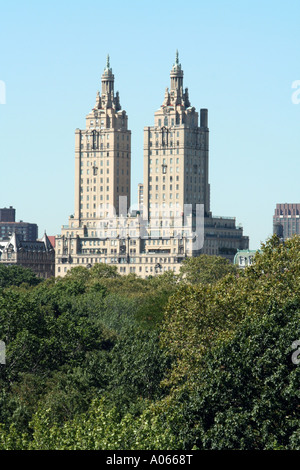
xmin=55 ymin=53 xmax=249 ymax=277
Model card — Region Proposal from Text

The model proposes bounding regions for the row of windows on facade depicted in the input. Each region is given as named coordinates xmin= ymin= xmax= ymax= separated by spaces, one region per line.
xmin=65 ymin=218 xmax=188 ymax=235
xmin=81 ymin=188 xmax=129 ymax=201
xmin=58 ymin=247 xmax=185 ymax=256
xmin=58 ymin=255 xmax=182 ymax=265
xmin=80 ymin=152 xmax=130 ymax=161
xmin=80 ymin=184 xmax=129 ymax=191
xmin=149 ymin=166 xmax=204 ymax=176
xmin=1 ymin=262 xmax=53 ymax=272
xmin=0 ymin=226 xmax=31 ymax=231
xmin=80 ymin=212 xmax=99 ymax=218
xmin=280 ymin=220 xmax=300 ymax=228
xmin=65 ymin=220 xmax=142 ymax=231
xmin=149 ymin=149 xmax=181 ymax=156
xmin=81 ymin=133 xmax=129 ymax=141
xmin=1 ymin=252 xmax=50 ymax=260
xmin=149 ymin=129 xmax=205 ymax=143
xmin=155 ymin=117 xmax=197 ymax=127
xmin=149 ymin=130 xmax=182 ymax=138
xmin=80 ymin=178 xmax=129 ymax=187
xmin=148 ymin=212 xmax=186 ymax=218
xmin=65 ymin=214 xmax=193 ymax=231
xmin=81 ymin=152 xmax=130 ymax=159
xmin=150 ymin=184 xmax=180 ymax=191
xmin=58 ymin=248 xmax=135 ymax=255
xmin=87 ymin=120 xmax=127 ymax=130
xmin=149 ymin=195 xmax=202 ymax=206
xmin=79 ymin=209 xmax=197 ymax=219
xmin=58 ymin=264 xmax=178 ymax=274
xmin=62 ymin=228 xmax=192 ymax=241
xmin=239 ymin=256 xmax=254 ymax=266
xmin=80 ymin=192 xmax=128 ymax=207
xmin=59 ymin=238 xmax=237 ymax=252
xmin=274 ymin=219 xmax=300 ymax=236
xmin=150 ymin=157 xmax=198 ymax=165
xmin=81 ymin=186 xmax=128 ymax=197
xmin=149 ymin=129 xmax=205 ymax=139
xmin=80 ymin=169 xmax=129 ymax=179
xmin=156 ymin=118 xmax=179 ymax=128
xmin=150 ymin=140 xmax=178 ymax=148
xmin=80 ymin=193 xmax=128 ymax=208
xmin=275 ymin=215 xmax=300 ymax=221
xmin=80 ymin=168 xmax=129 ymax=177
xmin=119 ymin=266 xmax=178 ymax=274
xmin=149 ymin=176 xmax=203 ymax=192
xmin=149 ymin=193 xmax=180 ymax=200
xmin=59 ymin=238 xmax=181 ymax=247
xmin=149 ymin=203 xmax=182 ymax=210
xmin=81 ymin=160 xmax=129 ymax=167
xmin=148 ymin=148 xmax=205 ymax=156
xmin=148 ymin=176 xmax=203 ymax=189
xmin=150 ymin=157 xmax=204 ymax=169
xmin=80 ymin=211 xmax=135 ymax=218
xmin=149 ymin=140 xmax=205 ymax=149
xmin=81 ymin=143 xmax=130 ymax=151
xmin=149 ymin=175 xmax=180 ymax=183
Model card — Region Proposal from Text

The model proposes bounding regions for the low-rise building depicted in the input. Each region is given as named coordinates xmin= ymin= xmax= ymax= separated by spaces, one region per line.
xmin=0 ymin=206 xmax=38 ymax=241
xmin=234 ymin=249 xmax=259 ymax=268
xmin=273 ymin=203 xmax=300 ymax=241
xmin=0 ymin=232 xmax=55 ymax=279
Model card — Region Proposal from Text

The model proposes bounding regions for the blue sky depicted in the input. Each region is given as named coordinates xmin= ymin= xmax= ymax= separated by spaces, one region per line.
xmin=0 ymin=0 xmax=299 ymax=250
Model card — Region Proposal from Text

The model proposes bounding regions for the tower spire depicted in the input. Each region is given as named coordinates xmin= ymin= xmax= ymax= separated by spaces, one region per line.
xmin=101 ymin=54 xmax=114 ymax=103
xmin=104 ymin=54 xmax=112 ymax=74
xmin=173 ymin=49 xmax=181 ymax=71
xmin=170 ymin=50 xmax=183 ymax=92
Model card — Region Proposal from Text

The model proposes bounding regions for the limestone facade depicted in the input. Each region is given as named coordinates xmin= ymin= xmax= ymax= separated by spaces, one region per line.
xmin=55 ymin=53 xmax=249 ymax=278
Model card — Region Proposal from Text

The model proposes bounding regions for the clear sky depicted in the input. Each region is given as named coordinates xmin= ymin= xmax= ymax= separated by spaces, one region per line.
xmin=0 ymin=0 xmax=299 ymax=250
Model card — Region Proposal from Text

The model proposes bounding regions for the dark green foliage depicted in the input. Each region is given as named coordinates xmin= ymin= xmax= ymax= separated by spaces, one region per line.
xmin=179 ymin=254 xmax=238 ymax=285
xmin=173 ymin=300 xmax=300 ymax=450
xmin=0 ymin=265 xmax=43 ymax=288
xmin=104 ymin=327 xmax=171 ymax=413
xmin=0 ymin=236 xmax=299 ymax=449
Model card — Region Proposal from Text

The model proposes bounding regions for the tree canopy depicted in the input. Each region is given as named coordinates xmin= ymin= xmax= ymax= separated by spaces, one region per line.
xmin=0 ymin=235 xmax=299 ymax=450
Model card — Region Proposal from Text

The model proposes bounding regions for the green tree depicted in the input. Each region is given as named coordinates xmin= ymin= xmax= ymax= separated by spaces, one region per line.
xmin=178 ymin=254 xmax=238 ymax=285
xmin=161 ymin=235 xmax=300 ymax=389
xmin=104 ymin=327 xmax=170 ymax=413
xmin=174 ymin=299 xmax=300 ymax=450
xmin=89 ymin=263 xmax=120 ymax=279
xmin=0 ymin=265 xmax=42 ymax=289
